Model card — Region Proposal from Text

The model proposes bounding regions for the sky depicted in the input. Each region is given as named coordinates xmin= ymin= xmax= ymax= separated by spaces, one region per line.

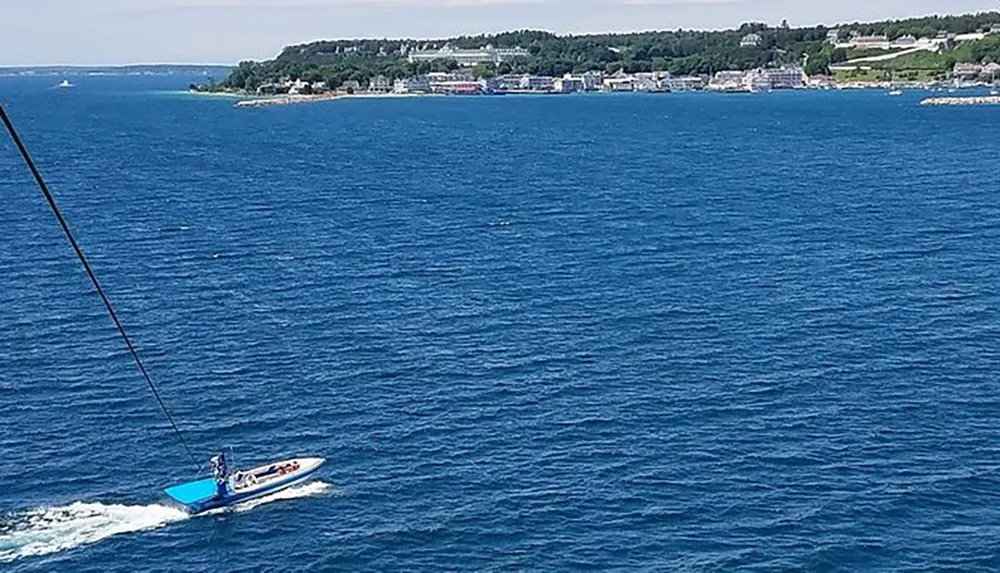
xmin=2 ymin=0 xmax=999 ymax=65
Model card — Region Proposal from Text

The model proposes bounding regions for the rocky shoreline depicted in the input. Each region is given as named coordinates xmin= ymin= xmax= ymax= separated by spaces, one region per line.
xmin=224 ymin=92 xmax=437 ymax=108
xmin=233 ymin=93 xmax=344 ymax=107
xmin=189 ymin=88 xmax=1000 ymax=109
xmin=919 ymin=95 xmax=1000 ymax=106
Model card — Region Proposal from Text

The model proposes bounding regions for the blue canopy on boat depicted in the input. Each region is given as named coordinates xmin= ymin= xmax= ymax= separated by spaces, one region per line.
xmin=164 ymin=478 xmax=218 ymax=506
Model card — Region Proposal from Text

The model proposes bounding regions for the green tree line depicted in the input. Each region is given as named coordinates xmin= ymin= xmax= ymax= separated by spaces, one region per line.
xmin=216 ymin=12 xmax=1000 ymax=91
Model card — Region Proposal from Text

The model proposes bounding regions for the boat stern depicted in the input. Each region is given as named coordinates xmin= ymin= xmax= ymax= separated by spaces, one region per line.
xmin=163 ymin=478 xmax=220 ymax=513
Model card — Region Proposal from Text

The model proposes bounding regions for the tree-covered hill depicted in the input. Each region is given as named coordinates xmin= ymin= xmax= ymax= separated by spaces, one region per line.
xmin=218 ymin=11 xmax=1000 ymax=91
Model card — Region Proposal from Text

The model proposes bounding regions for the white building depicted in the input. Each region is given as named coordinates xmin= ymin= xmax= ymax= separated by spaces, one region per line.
xmin=581 ymin=71 xmax=604 ymax=91
xmin=495 ymin=75 xmax=524 ymax=91
xmin=955 ymin=32 xmax=987 ymax=42
xmin=708 ymin=70 xmax=746 ymax=91
xmin=632 ymin=73 xmax=662 ymax=92
xmin=890 ymin=35 xmax=918 ymax=48
xmin=602 ymin=77 xmax=635 ymax=92
xmin=764 ymin=65 xmax=807 ymax=89
xmin=369 ymin=75 xmax=392 ymax=93
xmin=554 ymin=75 xmax=586 ymax=93
xmin=826 ymin=29 xmax=840 ymax=44
xmin=288 ymin=79 xmax=311 ymax=94
xmin=393 ymin=76 xmax=431 ymax=94
xmin=424 ymin=71 xmax=481 ymax=93
xmin=407 ymin=44 xmax=530 ymax=66
xmin=855 ymin=35 xmax=891 ymax=49
xmin=982 ymin=62 xmax=1000 ymax=80
xmin=339 ymin=80 xmax=362 ymax=93
xmin=807 ymin=74 xmax=835 ymax=89
xmin=426 ymin=70 xmax=473 ymax=82
xmin=838 ymin=34 xmax=891 ymax=50
xmin=740 ymin=33 xmax=763 ymax=47
xmin=660 ymin=76 xmax=705 ymax=91
xmin=520 ymin=75 xmax=555 ymax=91
xmin=429 ymin=80 xmax=482 ymax=95
xmin=256 ymin=82 xmax=287 ymax=96
xmin=743 ymin=70 xmax=772 ymax=92
xmin=494 ymin=47 xmax=531 ymax=60
xmin=933 ymin=31 xmax=955 ymax=45
xmin=953 ymin=62 xmax=983 ymax=80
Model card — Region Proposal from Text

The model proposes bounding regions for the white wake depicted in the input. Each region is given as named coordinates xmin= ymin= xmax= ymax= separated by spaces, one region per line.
xmin=0 ymin=481 xmax=331 ymax=563
xmin=232 ymin=480 xmax=332 ymax=512
xmin=0 ymin=501 xmax=187 ymax=563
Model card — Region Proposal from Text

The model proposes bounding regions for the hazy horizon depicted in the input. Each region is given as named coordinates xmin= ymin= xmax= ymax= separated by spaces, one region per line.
xmin=2 ymin=1 xmax=999 ymax=66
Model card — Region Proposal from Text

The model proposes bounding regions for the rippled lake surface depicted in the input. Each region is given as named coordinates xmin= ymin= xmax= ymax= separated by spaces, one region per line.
xmin=2 ymin=75 xmax=1000 ymax=571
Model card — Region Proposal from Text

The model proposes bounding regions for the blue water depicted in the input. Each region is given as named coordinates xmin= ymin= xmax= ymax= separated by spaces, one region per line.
xmin=2 ymin=75 xmax=1000 ymax=571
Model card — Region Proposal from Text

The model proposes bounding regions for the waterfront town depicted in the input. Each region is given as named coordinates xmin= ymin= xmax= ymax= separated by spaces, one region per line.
xmin=226 ymin=23 xmax=1000 ymax=106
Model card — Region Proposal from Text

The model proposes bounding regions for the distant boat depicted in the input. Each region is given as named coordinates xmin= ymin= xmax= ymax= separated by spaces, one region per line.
xmin=888 ymin=89 xmax=903 ymax=96
xmin=58 ymin=79 xmax=74 ymax=89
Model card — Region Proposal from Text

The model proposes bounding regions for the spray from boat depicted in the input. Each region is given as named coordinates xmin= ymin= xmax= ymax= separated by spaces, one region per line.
xmin=0 ymin=481 xmax=332 ymax=564
xmin=212 ymin=480 xmax=332 ymax=514
xmin=0 ymin=502 xmax=184 ymax=563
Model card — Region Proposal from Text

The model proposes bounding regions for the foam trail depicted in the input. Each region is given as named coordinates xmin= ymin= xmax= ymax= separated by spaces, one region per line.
xmin=233 ymin=481 xmax=332 ymax=513
xmin=0 ymin=481 xmax=332 ymax=563
xmin=0 ymin=502 xmax=188 ymax=563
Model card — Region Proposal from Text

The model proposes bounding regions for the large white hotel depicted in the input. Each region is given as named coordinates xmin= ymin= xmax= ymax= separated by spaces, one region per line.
xmin=407 ymin=44 xmax=530 ymax=66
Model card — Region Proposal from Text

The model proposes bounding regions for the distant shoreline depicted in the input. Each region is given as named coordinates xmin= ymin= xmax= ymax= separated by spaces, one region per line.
xmin=182 ymin=86 xmax=997 ymax=108
xmin=181 ymin=90 xmax=245 ymax=98
xmin=216 ymin=91 xmax=442 ymax=107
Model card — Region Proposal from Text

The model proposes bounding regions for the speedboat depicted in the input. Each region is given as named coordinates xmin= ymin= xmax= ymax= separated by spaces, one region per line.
xmin=164 ymin=457 xmax=325 ymax=513
xmin=58 ymin=79 xmax=74 ymax=88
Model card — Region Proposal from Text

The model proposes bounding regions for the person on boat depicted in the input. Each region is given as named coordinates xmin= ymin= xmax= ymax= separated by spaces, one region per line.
xmin=210 ymin=452 xmax=229 ymax=498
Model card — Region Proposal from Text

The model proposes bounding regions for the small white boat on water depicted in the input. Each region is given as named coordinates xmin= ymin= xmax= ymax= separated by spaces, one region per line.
xmin=888 ymin=89 xmax=902 ymax=96
xmin=58 ymin=79 xmax=74 ymax=88
xmin=165 ymin=454 xmax=325 ymax=514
